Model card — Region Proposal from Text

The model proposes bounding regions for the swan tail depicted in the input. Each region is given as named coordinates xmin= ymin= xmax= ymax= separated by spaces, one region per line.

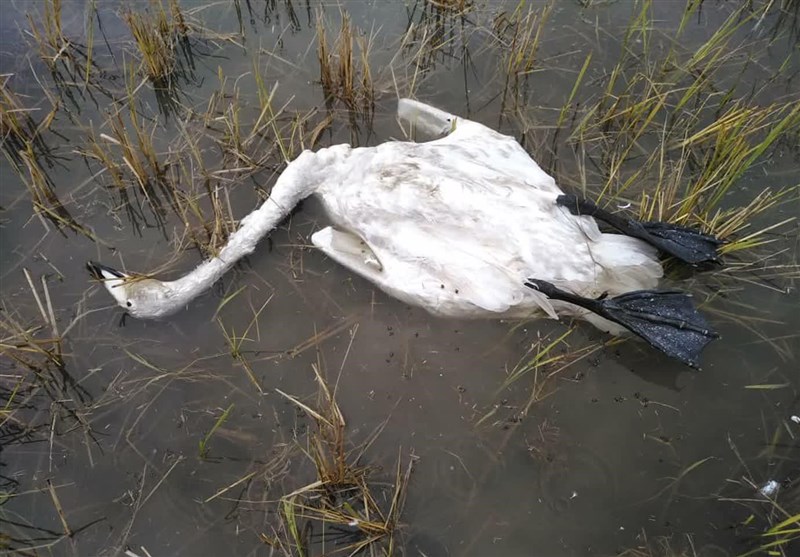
xmin=525 ymin=279 xmax=718 ymax=369
xmin=591 ymin=234 xmax=663 ymax=294
xmin=557 ymin=194 xmax=722 ymax=265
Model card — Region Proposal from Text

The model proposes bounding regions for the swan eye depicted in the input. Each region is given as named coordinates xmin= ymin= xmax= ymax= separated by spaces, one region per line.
xmin=126 ymin=301 xmax=132 ymax=307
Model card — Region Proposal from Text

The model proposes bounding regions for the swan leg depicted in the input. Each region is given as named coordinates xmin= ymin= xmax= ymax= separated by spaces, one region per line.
xmin=311 ymin=227 xmax=383 ymax=276
xmin=556 ymin=194 xmax=721 ymax=265
xmin=525 ymin=279 xmax=718 ymax=369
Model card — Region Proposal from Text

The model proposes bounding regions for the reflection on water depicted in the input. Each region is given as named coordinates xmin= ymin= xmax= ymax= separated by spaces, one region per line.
xmin=1 ymin=1 xmax=798 ymax=556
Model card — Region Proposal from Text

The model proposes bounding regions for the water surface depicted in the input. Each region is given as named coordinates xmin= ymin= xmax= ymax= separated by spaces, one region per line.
xmin=1 ymin=1 xmax=799 ymax=556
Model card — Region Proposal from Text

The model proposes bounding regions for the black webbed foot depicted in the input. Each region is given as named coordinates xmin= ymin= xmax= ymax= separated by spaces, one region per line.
xmin=556 ymin=194 xmax=722 ymax=265
xmin=525 ymin=279 xmax=718 ymax=369
xmin=635 ymin=221 xmax=721 ymax=265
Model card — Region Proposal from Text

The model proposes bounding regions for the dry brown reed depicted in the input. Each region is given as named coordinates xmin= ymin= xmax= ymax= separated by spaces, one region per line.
xmin=316 ymin=11 xmax=375 ymax=112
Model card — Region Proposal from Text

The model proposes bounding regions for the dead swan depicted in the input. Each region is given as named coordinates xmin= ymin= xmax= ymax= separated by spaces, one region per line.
xmin=88 ymin=98 xmax=721 ymax=367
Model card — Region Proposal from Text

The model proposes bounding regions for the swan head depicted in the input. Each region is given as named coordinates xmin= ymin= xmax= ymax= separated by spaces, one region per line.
xmin=87 ymin=261 xmax=177 ymax=319
xmin=397 ymin=98 xmax=457 ymax=137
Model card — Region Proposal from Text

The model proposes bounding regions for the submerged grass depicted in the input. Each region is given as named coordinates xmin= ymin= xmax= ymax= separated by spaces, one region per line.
xmin=476 ymin=328 xmax=605 ymax=430
xmin=0 ymin=273 xmax=103 ymax=554
xmin=198 ymin=403 xmax=234 ymax=459
xmin=217 ymin=294 xmax=274 ymax=393
xmin=716 ymin=432 xmax=800 ymax=557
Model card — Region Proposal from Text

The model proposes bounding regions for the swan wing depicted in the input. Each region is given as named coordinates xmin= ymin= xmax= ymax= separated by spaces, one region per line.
xmin=311 ymin=227 xmax=383 ymax=275
xmin=396 ymin=98 xmax=560 ymax=195
xmin=352 ymin=219 xmax=558 ymax=319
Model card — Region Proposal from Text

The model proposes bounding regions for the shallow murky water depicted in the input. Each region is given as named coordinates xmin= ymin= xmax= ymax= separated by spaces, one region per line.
xmin=1 ymin=1 xmax=799 ymax=556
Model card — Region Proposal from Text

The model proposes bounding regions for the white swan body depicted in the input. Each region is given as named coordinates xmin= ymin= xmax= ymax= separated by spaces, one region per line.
xmin=90 ymin=99 xmax=663 ymax=334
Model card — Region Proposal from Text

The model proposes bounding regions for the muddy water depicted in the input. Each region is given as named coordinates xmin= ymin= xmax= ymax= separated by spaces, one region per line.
xmin=1 ymin=1 xmax=798 ymax=556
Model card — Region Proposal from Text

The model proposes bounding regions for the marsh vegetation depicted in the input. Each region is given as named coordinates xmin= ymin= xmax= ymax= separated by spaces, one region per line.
xmin=1 ymin=0 xmax=799 ymax=555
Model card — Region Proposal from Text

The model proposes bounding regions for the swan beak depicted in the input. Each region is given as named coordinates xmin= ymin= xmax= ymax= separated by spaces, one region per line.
xmin=87 ymin=261 xmax=132 ymax=307
xmin=86 ymin=261 xmax=128 ymax=281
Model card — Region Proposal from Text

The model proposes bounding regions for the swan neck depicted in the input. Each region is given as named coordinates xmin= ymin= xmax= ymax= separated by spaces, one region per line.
xmin=166 ymin=150 xmax=325 ymax=303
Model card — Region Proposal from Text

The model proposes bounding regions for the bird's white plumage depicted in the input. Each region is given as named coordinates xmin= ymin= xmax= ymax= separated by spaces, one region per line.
xmin=309 ymin=135 xmax=661 ymax=323
xmin=94 ymin=98 xmax=662 ymax=329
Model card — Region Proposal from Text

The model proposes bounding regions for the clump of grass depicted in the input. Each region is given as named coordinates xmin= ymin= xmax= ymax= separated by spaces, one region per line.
xmin=316 ymin=11 xmax=375 ymax=112
xmin=122 ymin=0 xmax=199 ymax=117
xmin=16 ymin=140 xmax=95 ymax=238
xmin=184 ymin=65 xmax=319 ymax=254
xmin=492 ymin=1 xmax=552 ymax=112
xmin=124 ymin=9 xmax=175 ymax=85
xmin=742 ymin=512 xmax=800 ymax=557
xmin=25 ymin=0 xmax=69 ymax=67
xmin=79 ymin=63 xmax=247 ymax=251
xmin=263 ymin=364 xmax=413 ymax=555
xmin=635 ymin=103 xmax=800 ymax=254
xmin=494 ymin=2 xmax=552 ymax=108
xmin=673 ymin=103 xmax=800 ymax=206
xmin=81 ymin=61 xmax=311 ymax=259
xmin=25 ymin=0 xmax=112 ymax=106
xmin=0 ymin=78 xmax=58 ymax=171
xmin=521 ymin=0 xmax=800 ymax=286
xmin=83 ymin=119 xmax=169 ymax=220
xmin=0 ymin=78 xmax=91 ymax=236
xmin=208 ymin=67 xmax=300 ymax=169
xmin=123 ymin=0 xmax=192 ymax=85
xmin=79 ymin=75 xmax=176 ymax=223
xmin=107 ymin=110 xmax=168 ymax=193
xmin=392 ymin=0 xmax=478 ymax=101
xmin=171 ymin=173 xmax=239 ymax=258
